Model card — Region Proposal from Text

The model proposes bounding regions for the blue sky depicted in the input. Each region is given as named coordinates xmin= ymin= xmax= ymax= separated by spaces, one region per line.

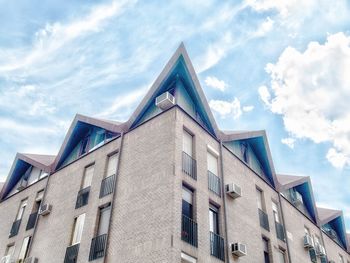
xmin=1 ymin=0 xmax=350 ymax=227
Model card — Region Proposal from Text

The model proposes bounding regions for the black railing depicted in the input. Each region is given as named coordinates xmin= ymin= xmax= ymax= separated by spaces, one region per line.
xmin=89 ymin=234 xmax=107 ymax=261
xmin=182 ymin=152 xmax=197 ymax=180
xmin=181 ymin=214 xmax=198 ymax=247
xmin=100 ymin=174 xmax=116 ymax=198
xmin=258 ymin=209 xmax=270 ymax=231
xmin=208 ymin=171 xmax=221 ymax=196
xmin=26 ymin=212 xmax=38 ymax=230
xmin=64 ymin=244 xmax=80 ymax=263
xmin=210 ymin=231 xmax=225 ymax=261
xmin=75 ymin=186 xmax=90 ymax=209
xmin=275 ymin=221 xmax=285 ymax=241
xmin=9 ymin=219 xmax=21 ymax=237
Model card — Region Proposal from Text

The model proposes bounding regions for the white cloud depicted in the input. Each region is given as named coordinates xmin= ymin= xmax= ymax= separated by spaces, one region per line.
xmin=281 ymin=137 xmax=295 ymax=149
xmin=260 ymin=32 xmax=350 ymax=168
xmin=205 ymin=76 xmax=227 ymax=92
xmin=209 ymin=98 xmax=254 ymax=119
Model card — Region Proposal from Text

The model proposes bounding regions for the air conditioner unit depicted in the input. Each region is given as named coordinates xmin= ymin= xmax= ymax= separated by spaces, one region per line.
xmin=17 ymin=179 xmax=28 ymax=191
xmin=226 ymin=183 xmax=242 ymax=199
xmin=231 ymin=242 xmax=247 ymax=257
xmin=155 ymin=91 xmax=175 ymax=110
xmin=39 ymin=204 xmax=52 ymax=216
xmin=304 ymin=234 xmax=314 ymax=248
xmin=315 ymin=243 xmax=326 ymax=257
xmin=291 ymin=190 xmax=303 ymax=206
xmin=0 ymin=255 xmax=14 ymax=263
xmin=24 ymin=257 xmax=38 ymax=263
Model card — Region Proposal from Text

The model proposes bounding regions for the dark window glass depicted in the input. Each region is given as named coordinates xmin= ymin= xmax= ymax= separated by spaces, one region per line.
xmin=209 ymin=205 xmax=219 ymax=234
xmin=182 ymin=186 xmax=193 ymax=219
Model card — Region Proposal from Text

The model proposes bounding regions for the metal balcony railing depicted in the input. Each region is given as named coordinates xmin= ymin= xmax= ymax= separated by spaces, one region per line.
xmin=208 ymin=171 xmax=221 ymax=196
xmin=26 ymin=212 xmax=38 ymax=230
xmin=210 ymin=231 xmax=225 ymax=261
xmin=75 ymin=186 xmax=90 ymax=209
xmin=9 ymin=219 xmax=21 ymax=237
xmin=275 ymin=221 xmax=285 ymax=241
xmin=258 ymin=209 xmax=270 ymax=231
xmin=100 ymin=174 xmax=116 ymax=198
xmin=181 ymin=214 xmax=198 ymax=247
xmin=89 ymin=234 xmax=107 ymax=261
xmin=64 ymin=244 xmax=80 ymax=263
xmin=182 ymin=152 xmax=197 ymax=180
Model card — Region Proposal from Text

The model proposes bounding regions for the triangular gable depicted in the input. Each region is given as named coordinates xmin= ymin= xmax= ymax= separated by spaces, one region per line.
xmin=125 ymin=43 xmax=219 ymax=137
xmin=220 ymin=130 xmax=277 ymax=188
xmin=53 ymin=114 xmax=123 ymax=170
xmin=277 ymin=174 xmax=318 ymax=223
xmin=0 ymin=153 xmax=55 ymax=200
xmin=317 ymin=207 xmax=348 ymax=249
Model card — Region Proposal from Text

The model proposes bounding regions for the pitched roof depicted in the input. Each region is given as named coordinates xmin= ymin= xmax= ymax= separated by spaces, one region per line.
xmin=20 ymin=153 xmax=56 ymax=170
xmin=277 ymin=174 xmax=309 ymax=191
xmin=124 ymin=43 xmax=219 ymax=136
xmin=52 ymin=114 xmax=123 ymax=170
xmin=317 ymin=207 xmax=343 ymax=225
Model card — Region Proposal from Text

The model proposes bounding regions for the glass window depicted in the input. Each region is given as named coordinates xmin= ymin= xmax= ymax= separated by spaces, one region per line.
xmin=5 ymin=244 xmax=15 ymax=256
xmin=339 ymin=254 xmax=344 ymax=263
xmin=207 ymin=152 xmax=218 ymax=175
xmin=39 ymin=171 xmax=49 ymax=180
xmin=71 ymin=213 xmax=85 ymax=245
xmin=106 ymin=154 xmax=118 ymax=177
xmin=277 ymin=249 xmax=286 ymax=263
xmin=256 ymin=188 xmax=264 ymax=211
xmin=183 ymin=130 xmax=193 ymax=157
xmin=181 ymin=252 xmax=197 ymax=263
xmin=262 ymin=237 xmax=270 ymax=263
xmin=182 ymin=186 xmax=193 ymax=219
xmin=16 ymin=199 xmax=28 ymax=220
xmin=240 ymin=142 xmax=249 ymax=163
xmin=82 ymin=165 xmax=94 ymax=189
xmin=272 ymin=202 xmax=280 ymax=223
xmin=79 ymin=135 xmax=90 ymax=156
xmin=209 ymin=205 xmax=219 ymax=234
xmin=27 ymin=167 xmax=41 ymax=185
xmin=97 ymin=204 xmax=111 ymax=236
xmin=18 ymin=236 xmax=31 ymax=263
xmin=304 ymin=226 xmax=310 ymax=235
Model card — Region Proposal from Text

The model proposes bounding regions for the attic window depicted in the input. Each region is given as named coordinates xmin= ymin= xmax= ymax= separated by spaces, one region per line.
xmin=240 ymin=142 xmax=249 ymax=163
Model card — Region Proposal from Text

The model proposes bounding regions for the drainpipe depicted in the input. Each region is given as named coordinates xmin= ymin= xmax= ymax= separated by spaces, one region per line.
xmin=278 ymin=193 xmax=292 ymax=263
xmin=26 ymin=169 xmax=52 ymax=256
xmin=219 ymin=141 xmax=230 ymax=263
xmin=103 ymin=132 xmax=125 ymax=263
xmin=319 ymin=227 xmax=329 ymax=261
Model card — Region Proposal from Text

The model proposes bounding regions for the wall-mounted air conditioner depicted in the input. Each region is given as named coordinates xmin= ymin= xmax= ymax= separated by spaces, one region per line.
xmin=315 ymin=243 xmax=326 ymax=257
xmin=24 ymin=257 xmax=38 ymax=263
xmin=17 ymin=179 xmax=28 ymax=191
xmin=39 ymin=204 xmax=52 ymax=216
xmin=226 ymin=183 xmax=242 ymax=199
xmin=231 ymin=242 xmax=247 ymax=257
xmin=155 ymin=91 xmax=175 ymax=110
xmin=303 ymin=234 xmax=314 ymax=248
xmin=0 ymin=255 xmax=14 ymax=263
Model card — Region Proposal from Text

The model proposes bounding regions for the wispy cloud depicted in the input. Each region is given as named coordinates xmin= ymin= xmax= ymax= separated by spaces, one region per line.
xmin=209 ymin=98 xmax=254 ymax=119
xmin=205 ymin=76 xmax=227 ymax=92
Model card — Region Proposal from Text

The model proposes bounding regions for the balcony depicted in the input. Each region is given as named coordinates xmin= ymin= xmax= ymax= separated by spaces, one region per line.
xmin=181 ymin=214 xmax=198 ymax=247
xmin=89 ymin=234 xmax=107 ymax=261
xmin=258 ymin=209 xmax=270 ymax=231
xmin=210 ymin=231 xmax=225 ymax=261
xmin=64 ymin=244 xmax=80 ymax=263
xmin=26 ymin=212 xmax=38 ymax=230
xmin=208 ymin=171 xmax=221 ymax=196
xmin=75 ymin=186 xmax=90 ymax=209
xmin=275 ymin=221 xmax=285 ymax=241
xmin=100 ymin=174 xmax=116 ymax=198
xmin=9 ymin=219 xmax=21 ymax=237
xmin=182 ymin=152 xmax=197 ymax=180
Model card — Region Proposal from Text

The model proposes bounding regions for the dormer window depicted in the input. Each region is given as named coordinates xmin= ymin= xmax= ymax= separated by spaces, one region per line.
xmin=240 ymin=142 xmax=249 ymax=163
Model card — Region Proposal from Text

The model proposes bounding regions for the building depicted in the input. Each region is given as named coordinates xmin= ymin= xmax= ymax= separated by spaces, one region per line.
xmin=0 ymin=43 xmax=349 ymax=263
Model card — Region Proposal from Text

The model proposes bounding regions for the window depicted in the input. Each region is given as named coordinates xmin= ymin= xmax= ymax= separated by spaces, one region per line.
xmin=277 ymin=248 xmax=286 ymax=263
xmin=272 ymin=201 xmax=280 ymax=223
xmin=304 ymin=226 xmax=310 ymax=235
xmin=339 ymin=254 xmax=344 ymax=263
xmin=181 ymin=252 xmax=197 ymax=263
xmin=17 ymin=199 xmax=28 ymax=220
xmin=207 ymin=152 xmax=218 ymax=175
xmin=79 ymin=135 xmax=90 ymax=156
xmin=71 ymin=214 xmax=85 ymax=245
xmin=106 ymin=153 xmax=118 ymax=177
xmin=5 ymin=244 xmax=15 ymax=256
xmin=97 ymin=204 xmax=111 ymax=236
xmin=262 ymin=237 xmax=270 ymax=263
xmin=183 ymin=130 xmax=193 ymax=157
xmin=256 ymin=188 xmax=265 ymax=211
xmin=33 ymin=191 xmax=44 ymax=213
xmin=182 ymin=186 xmax=193 ymax=219
xmin=27 ymin=167 xmax=41 ymax=185
xmin=18 ymin=236 xmax=31 ymax=263
xmin=240 ymin=142 xmax=249 ymax=163
xmin=209 ymin=205 xmax=219 ymax=234
xmin=82 ymin=165 xmax=94 ymax=189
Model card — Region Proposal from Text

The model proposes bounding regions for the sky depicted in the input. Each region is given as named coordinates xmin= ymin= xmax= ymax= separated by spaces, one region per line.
xmin=0 ymin=0 xmax=350 ymax=227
